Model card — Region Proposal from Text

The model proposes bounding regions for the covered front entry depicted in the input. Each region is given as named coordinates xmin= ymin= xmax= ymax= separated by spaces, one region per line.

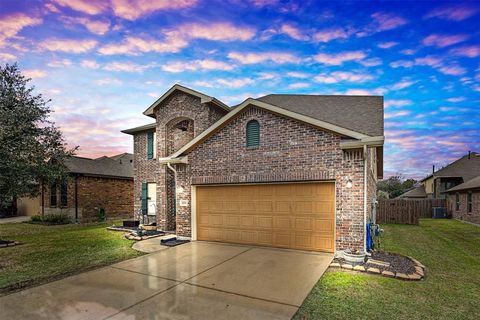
xmin=196 ymin=182 xmax=335 ymax=253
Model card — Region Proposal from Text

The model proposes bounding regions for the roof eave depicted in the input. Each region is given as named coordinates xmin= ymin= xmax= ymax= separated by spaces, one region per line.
xmin=169 ymin=98 xmax=372 ymax=159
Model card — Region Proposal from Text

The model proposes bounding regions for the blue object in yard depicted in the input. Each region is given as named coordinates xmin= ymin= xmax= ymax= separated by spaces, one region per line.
xmin=366 ymin=223 xmax=373 ymax=252
xmin=432 ymin=207 xmax=447 ymax=218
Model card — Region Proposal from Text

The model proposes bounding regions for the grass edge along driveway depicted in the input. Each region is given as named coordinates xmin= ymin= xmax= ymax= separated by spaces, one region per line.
xmin=0 ymin=221 xmax=143 ymax=295
xmin=294 ymin=219 xmax=480 ymax=320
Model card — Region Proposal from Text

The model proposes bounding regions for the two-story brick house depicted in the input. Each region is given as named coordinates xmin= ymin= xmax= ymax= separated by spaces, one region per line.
xmin=123 ymin=84 xmax=384 ymax=255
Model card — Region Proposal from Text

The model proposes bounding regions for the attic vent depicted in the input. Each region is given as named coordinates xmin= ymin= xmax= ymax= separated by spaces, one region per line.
xmin=343 ymin=149 xmax=363 ymax=161
xmin=176 ymin=120 xmax=191 ymax=132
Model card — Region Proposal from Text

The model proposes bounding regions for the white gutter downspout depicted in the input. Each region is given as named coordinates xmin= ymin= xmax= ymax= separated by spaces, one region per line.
xmin=363 ymin=144 xmax=368 ymax=254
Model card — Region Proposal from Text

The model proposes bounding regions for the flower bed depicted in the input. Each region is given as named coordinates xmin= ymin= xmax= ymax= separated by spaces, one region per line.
xmin=331 ymin=251 xmax=425 ymax=280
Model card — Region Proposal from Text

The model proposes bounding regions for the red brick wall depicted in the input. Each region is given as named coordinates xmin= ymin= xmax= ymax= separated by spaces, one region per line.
xmin=447 ymin=191 xmax=480 ymax=224
xmin=175 ymin=106 xmax=370 ymax=251
xmin=42 ymin=175 xmax=133 ymax=222
xmin=132 ymin=91 xmax=228 ymax=229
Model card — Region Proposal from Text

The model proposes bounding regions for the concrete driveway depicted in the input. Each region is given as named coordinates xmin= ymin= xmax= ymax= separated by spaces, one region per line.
xmin=0 ymin=242 xmax=332 ymax=320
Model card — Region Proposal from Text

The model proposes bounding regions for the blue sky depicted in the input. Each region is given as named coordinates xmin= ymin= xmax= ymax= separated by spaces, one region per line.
xmin=1 ymin=0 xmax=479 ymax=179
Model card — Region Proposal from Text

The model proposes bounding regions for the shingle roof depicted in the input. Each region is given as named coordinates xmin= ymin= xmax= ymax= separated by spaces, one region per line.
xmin=121 ymin=123 xmax=156 ymax=135
xmin=444 ymin=176 xmax=480 ymax=193
xmin=421 ymin=152 xmax=480 ymax=182
xmin=65 ymin=153 xmax=133 ymax=179
xmin=256 ymin=94 xmax=384 ymax=137
xmin=397 ymin=185 xmax=427 ymax=198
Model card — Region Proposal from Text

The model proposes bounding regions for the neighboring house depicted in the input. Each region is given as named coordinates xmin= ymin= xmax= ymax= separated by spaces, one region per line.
xmin=421 ymin=152 xmax=480 ymax=198
xmin=18 ymin=153 xmax=134 ymax=221
xmin=122 ymin=84 xmax=384 ymax=254
xmin=396 ymin=185 xmax=427 ymax=199
xmin=444 ymin=176 xmax=480 ymax=225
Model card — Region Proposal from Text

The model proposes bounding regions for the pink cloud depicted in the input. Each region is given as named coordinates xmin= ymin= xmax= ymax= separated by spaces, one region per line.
xmin=422 ymin=34 xmax=468 ymax=48
xmin=450 ymin=46 xmax=480 ymax=58
xmin=99 ymin=35 xmax=187 ymax=55
xmin=288 ymin=82 xmax=310 ymax=89
xmin=371 ymin=12 xmax=408 ymax=31
xmin=0 ymin=13 xmax=42 ymax=47
xmin=279 ymin=23 xmax=308 ymax=41
xmin=52 ymin=0 xmax=108 ymax=15
xmin=111 ymin=0 xmax=198 ymax=20
xmin=228 ymin=51 xmax=300 ymax=64
xmin=438 ymin=65 xmax=466 ymax=76
xmin=359 ymin=58 xmax=382 ymax=67
xmin=94 ymin=78 xmax=123 ymax=86
xmin=425 ymin=6 xmax=478 ymax=21
xmin=400 ymin=49 xmax=416 ymax=55
xmin=447 ymin=97 xmax=465 ymax=103
xmin=414 ymin=55 xmax=442 ymax=67
xmin=61 ymin=16 xmax=111 ymax=35
xmin=314 ymin=71 xmax=373 ymax=84
xmin=168 ymin=22 xmax=255 ymax=41
xmin=195 ymin=77 xmax=255 ymax=89
xmin=81 ymin=59 xmax=100 ymax=69
xmin=391 ymin=80 xmax=415 ymax=90
xmin=286 ymin=71 xmax=310 ymax=79
xmin=384 ymin=100 xmax=413 ymax=108
xmin=249 ymin=0 xmax=279 ymax=7
xmin=0 ymin=52 xmax=16 ymax=61
xmin=103 ymin=61 xmax=152 ymax=72
xmin=23 ymin=69 xmax=47 ymax=79
xmin=384 ymin=110 xmax=411 ymax=119
xmin=313 ymin=50 xmax=366 ymax=65
xmin=100 ymin=22 xmax=254 ymax=55
xmin=378 ymin=41 xmax=398 ymax=49
xmin=161 ymin=59 xmax=234 ymax=72
xmin=40 ymin=38 xmax=98 ymax=53
xmin=312 ymin=27 xmax=352 ymax=42
xmin=343 ymin=88 xmax=386 ymax=96
xmin=389 ymin=60 xmax=414 ymax=68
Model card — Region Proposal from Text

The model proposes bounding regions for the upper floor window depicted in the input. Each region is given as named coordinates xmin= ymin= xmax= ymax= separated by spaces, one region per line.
xmin=147 ymin=131 xmax=156 ymax=159
xmin=50 ymin=183 xmax=57 ymax=207
xmin=467 ymin=192 xmax=472 ymax=213
xmin=455 ymin=193 xmax=460 ymax=211
xmin=246 ymin=120 xmax=260 ymax=148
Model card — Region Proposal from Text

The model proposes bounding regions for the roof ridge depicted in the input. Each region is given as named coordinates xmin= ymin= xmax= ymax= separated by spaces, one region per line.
xmin=258 ymin=93 xmax=384 ymax=98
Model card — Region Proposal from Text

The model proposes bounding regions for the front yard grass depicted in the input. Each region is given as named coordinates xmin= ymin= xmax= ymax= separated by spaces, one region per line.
xmin=295 ymin=219 xmax=480 ymax=320
xmin=0 ymin=221 xmax=143 ymax=295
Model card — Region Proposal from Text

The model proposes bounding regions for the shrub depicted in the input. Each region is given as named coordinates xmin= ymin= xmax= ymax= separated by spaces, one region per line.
xmin=30 ymin=214 xmax=70 ymax=225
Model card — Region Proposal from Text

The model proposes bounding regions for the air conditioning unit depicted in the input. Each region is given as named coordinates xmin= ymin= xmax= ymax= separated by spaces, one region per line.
xmin=432 ymin=207 xmax=447 ymax=219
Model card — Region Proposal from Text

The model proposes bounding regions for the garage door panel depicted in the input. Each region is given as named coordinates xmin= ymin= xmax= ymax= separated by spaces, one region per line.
xmin=197 ymin=182 xmax=334 ymax=253
xmin=275 ymin=201 xmax=291 ymax=213
xmin=225 ymin=215 xmax=240 ymax=227
xmin=257 ymin=216 xmax=273 ymax=229
xmin=314 ymin=219 xmax=334 ymax=233
xmin=240 ymin=215 xmax=255 ymax=227
xmin=294 ymin=217 xmax=312 ymax=231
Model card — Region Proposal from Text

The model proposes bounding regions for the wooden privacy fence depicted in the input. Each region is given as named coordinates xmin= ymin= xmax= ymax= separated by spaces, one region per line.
xmin=376 ymin=199 xmax=447 ymax=225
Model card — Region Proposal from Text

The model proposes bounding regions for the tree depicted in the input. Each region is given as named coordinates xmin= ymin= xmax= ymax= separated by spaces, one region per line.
xmin=377 ymin=175 xmax=418 ymax=199
xmin=0 ymin=63 xmax=76 ymax=207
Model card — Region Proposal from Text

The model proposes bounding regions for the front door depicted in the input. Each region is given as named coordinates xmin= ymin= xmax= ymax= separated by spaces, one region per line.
xmin=147 ymin=183 xmax=157 ymax=216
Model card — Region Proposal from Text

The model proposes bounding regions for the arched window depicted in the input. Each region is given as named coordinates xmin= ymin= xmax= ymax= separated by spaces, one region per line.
xmin=246 ymin=120 xmax=260 ymax=148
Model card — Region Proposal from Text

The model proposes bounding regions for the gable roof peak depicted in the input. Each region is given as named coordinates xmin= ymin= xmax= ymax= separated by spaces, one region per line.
xmin=143 ymin=83 xmax=229 ymax=118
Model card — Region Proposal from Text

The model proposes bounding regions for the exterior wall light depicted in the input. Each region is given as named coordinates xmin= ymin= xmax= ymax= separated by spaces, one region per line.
xmin=346 ymin=179 xmax=353 ymax=189
xmin=176 ymin=186 xmax=185 ymax=193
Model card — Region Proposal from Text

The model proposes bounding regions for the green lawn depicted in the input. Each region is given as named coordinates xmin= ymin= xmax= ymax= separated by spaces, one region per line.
xmin=295 ymin=219 xmax=480 ymax=320
xmin=0 ymin=221 xmax=143 ymax=295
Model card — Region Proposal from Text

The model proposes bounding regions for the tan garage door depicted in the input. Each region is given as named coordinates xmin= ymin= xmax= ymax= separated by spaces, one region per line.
xmin=196 ymin=182 xmax=335 ymax=253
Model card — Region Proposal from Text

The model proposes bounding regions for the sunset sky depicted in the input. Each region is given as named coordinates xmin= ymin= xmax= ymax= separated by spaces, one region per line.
xmin=1 ymin=0 xmax=479 ymax=179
